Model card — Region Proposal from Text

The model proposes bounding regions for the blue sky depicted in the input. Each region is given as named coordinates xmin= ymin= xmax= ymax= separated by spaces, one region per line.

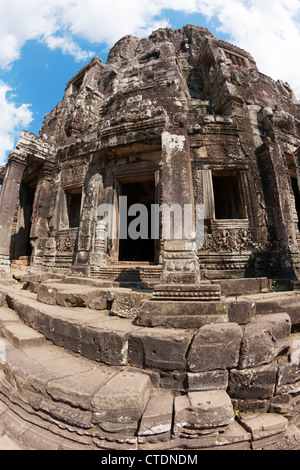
xmin=0 ymin=0 xmax=300 ymax=165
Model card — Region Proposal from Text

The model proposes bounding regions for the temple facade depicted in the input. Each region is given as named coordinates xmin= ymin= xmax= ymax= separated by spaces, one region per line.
xmin=1 ymin=25 xmax=300 ymax=450
xmin=0 ymin=24 xmax=300 ymax=284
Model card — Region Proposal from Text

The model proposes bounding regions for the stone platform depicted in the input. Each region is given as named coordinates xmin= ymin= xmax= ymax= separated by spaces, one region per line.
xmin=0 ymin=273 xmax=300 ymax=450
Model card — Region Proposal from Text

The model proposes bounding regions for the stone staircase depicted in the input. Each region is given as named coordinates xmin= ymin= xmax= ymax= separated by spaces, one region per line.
xmin=0 ymin=274 xmax=300 ymax=450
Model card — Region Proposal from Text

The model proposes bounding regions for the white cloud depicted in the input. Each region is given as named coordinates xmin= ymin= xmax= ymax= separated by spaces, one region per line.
xmin=0 ymin=0 xmax=299 ymax=97
xmin=0 ymin=1 xmax=298 ymax=80
xmin=0 ymin=0 xmax=300 ymax=95
xmin=0 ymin=81 xmax=33 ymax=165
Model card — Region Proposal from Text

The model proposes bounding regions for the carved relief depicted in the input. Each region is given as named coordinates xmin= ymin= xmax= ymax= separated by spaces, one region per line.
xmin=61 ymin=162 xmax=87 ymax=189
xmin=56 ymin=232 xmax=77 ymax=252
xmin=204 ymin=227 xmax=260 ymax=253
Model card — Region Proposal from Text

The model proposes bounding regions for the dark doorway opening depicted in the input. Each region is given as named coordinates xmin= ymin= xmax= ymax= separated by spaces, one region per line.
xmin=291 ymin=177 xmax=300 ymax=231
xmin=12 ymin=183 xmax=36 ymax=260
xmin=118 ymin=176 xmax=155 ymax=262
xmin=65 ymin=188 xmax=82 ymax=228
xmin=286 ymin=154 xmax=300 ymax=232
xmin=212 ymin=173 xmax=246 ymax=219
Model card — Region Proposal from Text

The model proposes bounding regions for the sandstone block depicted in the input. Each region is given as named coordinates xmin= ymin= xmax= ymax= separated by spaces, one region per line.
xmin=228 ymin=362 xmax=278 ymax=400
xmin=276 ymin=357 xmax=300 ymax=390
xmin=51 ymin=317 xmax=81 ymax=354
xmin=138 ymin=389 xmax=174 ymax=438
xmin=187 ymin=323 xmax=243 ymax=372
xmin=212 ymin=278 xmax=266 ymax=296
xmin=239 ymin=313 xmax=291 ymax=369
xmin=80 ymin=317 xmax=136 ymax=366
xmin=92 ymin=370 xmax=152 ymax=424
xmin=128 ymin=328 xmax=193 ymax=371
xmin=228 ymin=300 xmax=256 ymax=324
xmin=37 ymin=283 xmax=111 ymax=310
xmin=2 ymin=323 xmax=45 ymax=348
xmin=111 ymin=291 xmax=150 ymax=319
xmin=270 ymin=394 xmax=295 ymax=415
xmin=174 ymin=391 xmax=234 ymax=431
xmin=177 ymin=421 xmax=251 ymax=450
xmin=290 ymin=333 xmax=300 ymax=366
xmin=47 ymin=366 xmax=117 ymax=410
xmin=238 ymin=412 xmax=288 ymax=441
xmin=88 ymin=290 xmax=111 ymax=310
xmin=187 ymin=370 xmax=228 ymax=391
xmin=37 ymin=284 xmax=58 ymax=305
xmin=254 ymin=296 xmax=300 ymax=326
xmin=0 ymin=307 xmax=20 ymax=324
xmin=137 ymin=300 xmax=228 ymax=329
xmin=0 ymin=434 xmax=24 ymax=451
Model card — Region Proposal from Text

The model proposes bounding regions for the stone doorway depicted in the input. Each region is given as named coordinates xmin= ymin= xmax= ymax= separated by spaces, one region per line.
xmin=11 ymin=182 xmax=36 ymax=262
xmin=286 ymin=154 xmax=300 ymax=232
xmin=118 ymin=175 xmax=156 ymax=263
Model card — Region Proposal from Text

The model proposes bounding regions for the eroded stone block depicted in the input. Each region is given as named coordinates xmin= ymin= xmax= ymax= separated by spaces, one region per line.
xmin=228 ymin=362 xmax=278 ymax=400
xmin=239 ymin=313 xmax=291 ymax=369
xmin=138 ymin=389 xmax=174 ymax=438
xmin=174 ymin=390 xmax=234 ymax=432
xmin=92 ymin=370 xmax=152 ymax=425
xmin=187 ymin=323 xmax=243 ymax=372
xmin=128 ymin=328 xmax=193 ymax=371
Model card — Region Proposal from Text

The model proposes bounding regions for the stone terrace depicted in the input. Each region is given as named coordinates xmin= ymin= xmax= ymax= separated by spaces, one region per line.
xmin=0 ymin=273 xmax=300 ymax=450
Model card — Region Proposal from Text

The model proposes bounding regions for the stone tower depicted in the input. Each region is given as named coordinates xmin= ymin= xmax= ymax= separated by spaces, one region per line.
xmin=0 ymin=25 xmax=300 ymax=451
xmin=1 ymin=25 xmax=299 ymax=287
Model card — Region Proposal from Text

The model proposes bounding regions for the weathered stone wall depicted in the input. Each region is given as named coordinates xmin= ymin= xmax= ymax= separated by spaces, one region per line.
xmin=0 ymin=25 xmax=299 ymax=280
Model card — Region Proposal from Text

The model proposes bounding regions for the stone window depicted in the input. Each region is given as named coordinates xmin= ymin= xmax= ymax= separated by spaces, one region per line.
xmin=72 ymin=74 xmax=85 ymax=93
xmin=223 ymin=49 xmax=248 ymax=67
xmin=65 ymin=188 xmax=82 ymax=228
xmin=212 ymin=172 xmax=246 ymax=220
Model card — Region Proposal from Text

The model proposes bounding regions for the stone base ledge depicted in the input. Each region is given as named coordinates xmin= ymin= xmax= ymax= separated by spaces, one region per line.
xmin=152 ymin=283 xmax=221 ymax=301
xmin=137 ymin=299 xmax=228 ymax=328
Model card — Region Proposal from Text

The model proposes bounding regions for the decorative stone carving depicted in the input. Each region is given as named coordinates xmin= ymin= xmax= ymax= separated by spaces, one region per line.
xmin=205 ymin=227 xmax=257 ymax=253
xmin=56 ymin=233 xmax=77 ymax=252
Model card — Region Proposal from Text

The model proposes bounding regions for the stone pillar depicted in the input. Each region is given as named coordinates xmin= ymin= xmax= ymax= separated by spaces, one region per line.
xmin=72 ymin=172 xmax=103 ymax=275
xmin=257 ymin=142 xmax=299 ymax=278
xmin=0 ymin=153 xmax=26 ymax=274
xmin=159 ymin=128 xmax=200 ymax=285
xmin=137 ymin=128 xmax=226 ymax=328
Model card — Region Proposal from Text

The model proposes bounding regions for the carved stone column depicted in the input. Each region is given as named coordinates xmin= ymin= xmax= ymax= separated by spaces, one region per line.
xmin=159 ymin=128 xmax=201 ymax=285
xmin=72 ymin=172 xmax=103 ymax=275
xmin=137 ymin=128 xmax=226 ymax=328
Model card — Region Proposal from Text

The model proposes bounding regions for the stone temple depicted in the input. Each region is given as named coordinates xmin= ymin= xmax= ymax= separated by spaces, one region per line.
xmin=0 ymin=25 xmax=300 ymax=450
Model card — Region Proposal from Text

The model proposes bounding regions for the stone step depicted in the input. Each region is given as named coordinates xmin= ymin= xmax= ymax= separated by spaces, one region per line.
xmin=0 ymin=322 xmax=46 ymax=348
xmin=1 ymin=284 xmax=300 ymax=387
xmin=36 ymin=281 xmax=152 ymax=320
xmin=0 ymin=316 xmax=259 ymax=451
xmin=11 ymin=257 xmax=31 ymax=267
xmin=21 ymin=269 xmax=161 ymax=290
xmin=0 ymin=339 xmax=152 ymax=449
xmin=23 ymin=272 xmax=273 ymax=298
xmin=0 ymin=286 xmax=299 ymax=449
xmin=2 ymin=332 xmax=291 ymax=451
xmin=0 ymin=285 xmax=195 ymax=381
xmin=234 ymin=291 xmax=300 ymax=326
xmin=211 ymin=277 xmax=272 ymax=297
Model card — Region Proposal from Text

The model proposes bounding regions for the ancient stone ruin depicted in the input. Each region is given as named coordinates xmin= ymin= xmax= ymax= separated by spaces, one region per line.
xmin=0 ymin=25 xmax=300 ymax=450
